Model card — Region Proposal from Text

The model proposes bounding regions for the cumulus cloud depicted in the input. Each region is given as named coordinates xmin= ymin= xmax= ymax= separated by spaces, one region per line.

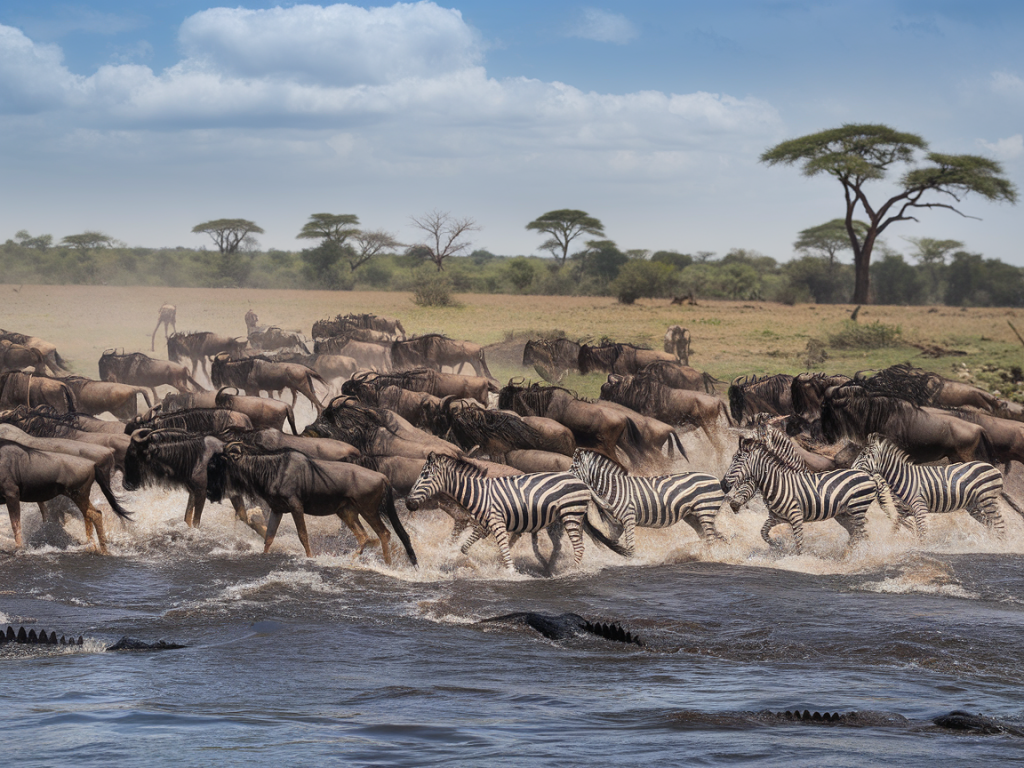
xmin=567 ymin=8 xmax=638 ymax=45
xmin=979 ymin=134 xmax=1024 ymax=160
xmin=0 ymin=2 xmax=780 ymax=178
xmin=178 ymin=2 xmax=483 ymax=86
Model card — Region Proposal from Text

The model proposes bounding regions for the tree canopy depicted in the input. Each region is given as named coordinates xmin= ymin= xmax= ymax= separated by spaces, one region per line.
xmin=794 ymin=219 xmax=868 ymax=264
xmin=296 ymin=213 xmax=360 ymax=244
xmin=192 ymin=218 xmax=264 ymax=255
xmin=60 ymin=231 xmax=114 ymax=250
xmin=761 ymin=124 xmax=1018 ymax=303
xmin=526 ymin=209 xmax=605 ymax=264
xmin=409 ymin=210 xmax=479 ymax=271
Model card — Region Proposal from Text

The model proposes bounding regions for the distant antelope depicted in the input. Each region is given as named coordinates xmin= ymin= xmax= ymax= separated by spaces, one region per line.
xmin=151 ymin=304 xmax=177 ymax=351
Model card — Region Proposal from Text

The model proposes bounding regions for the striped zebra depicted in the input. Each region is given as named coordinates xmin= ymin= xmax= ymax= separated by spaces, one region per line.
xmin=723 ymin=437 xmax=877 ymax=552
xmin=569 ymin=449 xmax=725 ymax=554
xmin=852 ymin=434 xmax=1006 ymax=537
xmin=723 ymin=422 xmax=811 ymax=512
xmin=405 ymin=453 xmax=611 ymax=571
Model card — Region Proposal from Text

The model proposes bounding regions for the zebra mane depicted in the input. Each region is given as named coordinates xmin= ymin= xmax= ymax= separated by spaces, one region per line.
xmin=578 ymin=449 xmax=628 ymax=476
xmin=430 ymin=452 xmax=486 ymax=478
xmin=752 ymin=423 xmax=807 ymax=471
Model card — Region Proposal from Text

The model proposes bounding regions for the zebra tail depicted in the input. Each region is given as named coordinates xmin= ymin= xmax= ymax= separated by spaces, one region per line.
xmin=582 ymin=515 xmax=630 ymax=558
xmin=870 ymin=473 xmax=898 ymax=522
xmin=1000 ymin=491 xmax=1024 ymax=519
xmin=380 ymin=482 xmax=417 ymax=566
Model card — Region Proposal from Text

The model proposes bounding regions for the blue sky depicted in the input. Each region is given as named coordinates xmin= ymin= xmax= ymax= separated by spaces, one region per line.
xmin=1 ymin=1 xmax=1022 ymax=264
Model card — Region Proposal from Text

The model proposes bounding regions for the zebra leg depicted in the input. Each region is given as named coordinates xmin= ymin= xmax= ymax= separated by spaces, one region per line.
xmin=459 ymin=525 xmax=485 ymax=555
xmin=909 ymin=496 xmax=929 ymax=539
xmin=760 ymin=514 xmax=779 ymax=547
xmin=784 ymin=506 xmax=804 ymax=553
xmin=485 ymin=519 xmax=516 ymax=571
xmin=973 ymin=496 xmax=1006 ymax=538
xmin=834 ymin=511 xmax=867 ymax=551
xmin=561 ymin=507 xmax=587 ymax=565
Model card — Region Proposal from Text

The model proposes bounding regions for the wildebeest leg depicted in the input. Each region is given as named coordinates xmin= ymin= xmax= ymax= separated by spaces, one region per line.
xmin=3 ymin=493 xmax=24 ymax=549
xmin=290 ymin=508 xmax=313 ymax=557
xmin=229 ymin=495 xmax=267 ymax=538
xmin=338 ymin=509 xmax=375 ymax=552
xmin=151 ymin=320 xmax=162 ymax=351
xmin=70 ymin=486 xmax=107 ymax=553
xmin=184 ymin=492 xmax=196 ymax=527
xmin=37 ymin=500 xmax=48 ymax=523
xmin=263 ymin=510 xmax=285 ymax=553
xmin=149 ymin=387 xmax=160 ymax=404
xmin=344 ymin=506 xmax=393 ymax=566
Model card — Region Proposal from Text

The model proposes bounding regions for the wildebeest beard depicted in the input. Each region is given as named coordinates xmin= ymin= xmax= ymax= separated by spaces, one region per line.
xmin=728 ymin=374 xmax=794 ymax=423
xmin=424 ymin=399 xmax=541 ymax=452
xmin=123 ymin=430 xmax=208 ymax=490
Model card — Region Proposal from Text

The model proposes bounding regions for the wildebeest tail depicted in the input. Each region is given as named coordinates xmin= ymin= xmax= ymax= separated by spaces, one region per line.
xmin=185 ymin=371 xmax=205 ymax=393
xmin=581 ymin=515 xmax=630 ymax=557
xmin=720 ymin=398 xmax=736 ymax=427
xmin=53 ymin=350 xmax=68 ymax=371
xmin=285 ymin=404 xmax=298 ymax=435
xmin=95 ymin=471 xmax=132 ymax=520
xmin=380 ymin=482 xmax=417 ymax=566
xmin=1000 ymin=492 xmax=1024 ymax=519
xmin=666 ymin=430 xmax=688 ymax=461
xmin=59 ymin=382 xmax=76 ymax=414
xmin=702 ymin=372 xmax=721 ymax=395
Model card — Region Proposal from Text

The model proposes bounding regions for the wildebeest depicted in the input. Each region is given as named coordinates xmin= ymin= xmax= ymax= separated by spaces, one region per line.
xmin=272 ymin=352 xmax=361 ymax=384
xmin=600 ymin=374 xmax=731 ymax=449
xmin=638 ymin=360 xmax=720 ymax=394
xmin=151 ymin=304 xmax=177 ymax=351
xmin=210 ymin=354 xmax=324 ymax=414
xmin=391 ymin=334 xmax=495 ymax=380
xmin=247 ymin=326 xmax=310 ymax=354
xmin=578 ymin=342 xmax=677 ymax=376
xmin=0 ymin=407 xmax=131 ymax=468
xmin=218 ymin=426 xmax=360 ymax=463
xmin=302 ymin=396 xmax=460 ymax=460
xmin=791 ymin=373 xmax=853 ymax=421
xmin=522 ymin=338 xmax=582 ymax=383
xmin=728 ymin=374 xmax=795 ymax=424
xmin=663 ymin=325 xmax=691 ymax=365
xmin=205 ymin=442 xmax=417 ymax=564
xmin=0 ymin=339 xmax=50 ymax=375
xmin=1 ymin=438 xmax=131 ymax=554
xmin=59 ymin=376 xmax=152 ymax=420
xmin=0 ymin=372 xmax=76 ymax=413
xmin=342 ymin=369 xmax=496 ymax=407
xmin=0 ymin=330 xmax=69 ymax=373
xmin=125 ymin=406 xmax=253 ymax=436
xmin=314 ymin=337 xmax=392 ymax=372
xmin=312 ymin=313 xmax=406 ymax=340
xmin=853 ymin=364 xmax=1001 ymax=412
xmin=167 ymin=332 xmax=248 ymax=379
xmin=158 ymin=388 xmax=296 ymax=434
xmin=99 ymin=350 xmax=202 ymax=402
xmin=821 ymin=387 xmax=992 ymax=464
xmin=498 ymin=381 xmax=648 ymax=466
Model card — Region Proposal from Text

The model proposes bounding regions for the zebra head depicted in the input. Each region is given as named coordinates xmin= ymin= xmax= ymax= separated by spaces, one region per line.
xmin=851 ymin=433 xmax=903 ymax=476
xmin=722 ymin=437 xmax=757 ymax=494
xmin=406 ymin=452 xmax=449 ymax=511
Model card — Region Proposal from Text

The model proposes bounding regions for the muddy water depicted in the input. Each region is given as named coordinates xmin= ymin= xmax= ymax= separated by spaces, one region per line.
xmin=2 ymin=428 xmax=1024 ymax=766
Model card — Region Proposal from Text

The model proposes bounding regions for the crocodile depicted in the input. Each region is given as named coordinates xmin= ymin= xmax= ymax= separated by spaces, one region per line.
xmin=1 ymin=624 xmax=185 ymax=652
xmin=479 ymin=612 xmax=644 ymax=647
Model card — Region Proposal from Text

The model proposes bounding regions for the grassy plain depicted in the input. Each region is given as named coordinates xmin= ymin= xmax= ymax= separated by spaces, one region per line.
xmin=3 ymin=283 xmax=1023 ymax=399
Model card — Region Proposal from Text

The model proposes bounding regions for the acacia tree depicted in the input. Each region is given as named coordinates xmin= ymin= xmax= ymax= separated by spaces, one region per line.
xmin=297 ymin=213 xmax=360 ymax=246
xmin=192 ymin=218 xmax=264 ymax=254
xmin=60 ymin=231 xmax=114 ymax=250
xmin=761 ymin=124 xmax=1017 ymax=303
xmin=526 ymin=209 xmax=605 ymax=264
xmin=794 ymin=219 xmax=868 ymax=266
xmin=408 ymin=210 xmax=478 ymax=271
xmin=349 ymin=229 xmax=402 ymax=271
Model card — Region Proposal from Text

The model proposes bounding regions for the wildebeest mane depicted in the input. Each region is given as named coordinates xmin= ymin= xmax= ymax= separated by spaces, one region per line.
xmin=426 ymin=398 xmax=540 ymax=452
xmin=302 ymin=396 xmax=398 ymax=450
xmin=126 ymin=429 xmax=208 ymax=488
xmin=0 ymin=405 xmax=84 ymax=438
xmin=790 ymin=373 xmax=852 ymax=418
xmin=639 ymin=360 xmax=720 ymax=394
xmin=126 ymin=407 xmax=240 ymax=435
xmin=728 ymin=374 xmax=794 ymax=423
xmin=820 ymin=389 xmax=919 ymax=444
xmin=498 ymin=380 xmax=586 ymax=415
xmin=853 ymin=364 xmax=942 ymax=406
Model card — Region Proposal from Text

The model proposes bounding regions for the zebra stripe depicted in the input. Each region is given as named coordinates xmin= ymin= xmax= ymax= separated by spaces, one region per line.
xmin=724 ymin=437 xmax=877 ymax=552
xmin=570 ymin=449 xmax=724 ymax=553
xmin=406 ymin=453 xmax=593 ymax=570
xmin=852 ymin=434 xmax=1005 ymax=536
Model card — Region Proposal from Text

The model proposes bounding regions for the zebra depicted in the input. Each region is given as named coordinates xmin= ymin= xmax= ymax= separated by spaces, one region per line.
xmin=722 ymin=422 xmax=813 ymax=513
xmin=569 ymin=449 xmax=725 ymax=554
xmin=722 ymin=437 xmax=878 ymax=552
xmin=852 ymin=434 xmax=1006 ymax=537
xmin=405 ymin=452 xmax=615 ymax=571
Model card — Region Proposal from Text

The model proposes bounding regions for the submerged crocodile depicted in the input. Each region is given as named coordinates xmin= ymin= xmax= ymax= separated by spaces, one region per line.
xmin=672 ymin=707 xmax=1024 ymax=736
xmin=479 ymin=612 xmax=644 ymax=647
xmin=2 ymin=624 xmax=185 ymax=652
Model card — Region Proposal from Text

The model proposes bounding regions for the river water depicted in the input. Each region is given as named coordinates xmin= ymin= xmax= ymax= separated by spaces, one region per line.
xmin=3 ymin=434 xmax=1024 ymax=767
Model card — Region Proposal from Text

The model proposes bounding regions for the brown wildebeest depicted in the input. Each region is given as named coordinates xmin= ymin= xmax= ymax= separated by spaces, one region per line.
xmin=853 ymin=364 xmax=1001 ymax=412
xmin=791 ymin=373 xmax=853 ymax=421
xmin=391 ymin=334 xmax=496 ymax=380
xmin=0 ymin=438 xmax=131 ymax=553
xmin=205 ymin=442 xmax=417 ymax=564
xmin=247 ymin=326 xmax=310 ymax=354
xmin=503 ymin=449 xmax=572 ymax=473
xmin=941 ymin=407 xmax=1024 ymax=474
xmin=0 ymin=339 xmax=49 ymax=375
xmin=0 ymin=372 xmax=76 ymax=413
xmin=313 ymin=313 xmax=406 ymax=340
xmin=0 ymin=407 xmax=131 ymax=467
xmin=638 ymin=361 xmax=720 ymax=394
xmin=498 ymin=381 xmax=649 ymax=467
xmin=728 ymin=374 xmax=795 ymax=424
xmin=590 ymin=398 xmax=687 ymax=462
xmin=125 ymin=406 xmax=252 ymax=436
xmin=59 ymin=376 xmax=152 ymax=420
xmin=272 ymin=352 xmax=361 ymax=384
xmin=314 ymin=337 xmax=391 ymax=372
xmin=151 ymin=304 xmax=177 ymax=351
xmin=663 ymin=325 xmax=691 ymax=365
xmin=342 ymin=368 xmax=496 ymax=407
xmin=821 ymin=387 xmax=992 ymax=464
xmin=522 ymin=338 xmax=582 ymax=383
xmin=344 ymin=383 xmax=445 ymax=428
xmin=99 ymin=350 xmax=202 ymax=402
xmin=219 ymin=427 xmax=360 ymax=463
xmin=0 ymin=330 xmax=68 ymax=374
xmin=159 ymin=389 xmax=296 ymax=433
xmin=578 ymin=342 xmax=677 ymax=376
xmin=302 ymin=396 xmax=461 ymax=461
xmin=600 ymin=374 xmax=731 ymax=450
xmin=210 ymin=354 xmax=324 ymax=414
xmin=122 ymin=429 xmax=261 ymax=533
xmin=167 ymin=332 xmax=248 ymax=379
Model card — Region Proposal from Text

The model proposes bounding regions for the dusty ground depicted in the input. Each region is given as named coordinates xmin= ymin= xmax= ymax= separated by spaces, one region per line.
xmin=3 ymin=283 xmax=1022 ymax=399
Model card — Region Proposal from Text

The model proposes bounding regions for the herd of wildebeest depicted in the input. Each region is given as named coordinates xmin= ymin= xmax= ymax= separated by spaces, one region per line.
xmin=1 ymin=304 xmax=1022 ymax=570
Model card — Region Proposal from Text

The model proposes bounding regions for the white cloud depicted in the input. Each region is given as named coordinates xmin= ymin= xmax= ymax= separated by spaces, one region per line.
xmin=0 ymin=25 xmax=81 ymax=113
xmin=567 ymin=8 xmax=638 ymax=45
xmin=990 ymin=71 xmax=1024 ymax=99
xmin=979 ymin=134 xmax=1024 ymax=160
xmin=178 ymin=2 xmax=483 ymax=86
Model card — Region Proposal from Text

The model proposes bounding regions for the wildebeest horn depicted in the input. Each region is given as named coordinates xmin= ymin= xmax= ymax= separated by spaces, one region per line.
xmin=131 ymin=428 xmax=154 ymax=442
xmin=225 ymin=442 xmax=244 ymax=458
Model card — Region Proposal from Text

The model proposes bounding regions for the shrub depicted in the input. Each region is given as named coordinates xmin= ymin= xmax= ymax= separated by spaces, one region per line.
xmin=611 ymin=260 xmax=676 ymax=304
xmin=827 ymin=320 xmax=902 ymax=349
xmin=412 ymin=271 xmax=456 ymax=307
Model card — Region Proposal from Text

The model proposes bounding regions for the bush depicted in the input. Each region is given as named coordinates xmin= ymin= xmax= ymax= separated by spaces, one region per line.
xmin=827 ymin=320 xmax=902 ymax=349
xmin=412 ymin=271 xmax=456 ymax=307
xmin=611 ymin=260 xmax=676 ymax=304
